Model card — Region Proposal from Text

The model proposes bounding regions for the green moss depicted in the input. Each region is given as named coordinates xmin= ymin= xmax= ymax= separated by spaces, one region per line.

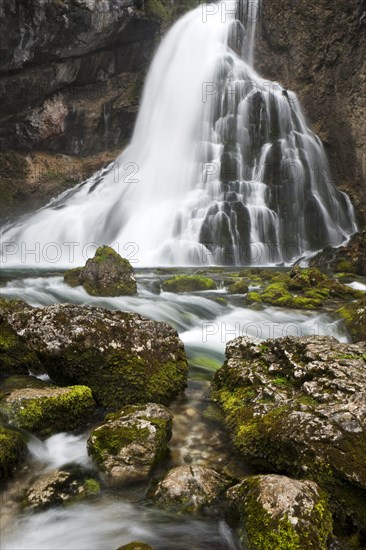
xmin=247 ymin=292 xmax=262 ymax=303
xmin=228 ymin=279 xmax=249 ymax=294
xmin=90 ymin=424 xmax=150 ymax=465
xmin=145 ymin=0 xmax=172 ymax=21
xmin=162 ymin=275 xmax=217 ymax=293
xmin=337 ymin=297 xmax=366 ymax=342
xmin=117 ymin=543 xmax=155 ymax=550
xmin=63 ymin=267 xmax=82 ymax=287
xmin=0 ymin=427 xmax=27 ymax=481
xmin=235 ymin=477 xmax=332 ymax=550
xmin=0 ymin=317 xmax=42 ymax=376
xmin=1 ymin=385 xmax=95 ymax=437
xmin=83 ymin=478 xmax=101 ymax=497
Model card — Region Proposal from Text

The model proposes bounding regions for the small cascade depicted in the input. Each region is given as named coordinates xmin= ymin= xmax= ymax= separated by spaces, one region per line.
xmin=0 ymin=0 xmax=357 ymax=267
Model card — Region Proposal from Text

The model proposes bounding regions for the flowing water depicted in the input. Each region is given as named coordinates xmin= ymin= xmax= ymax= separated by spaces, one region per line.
xmin=0 ymin=0 xmax=361 ymax=547
xmin=0 ymin=0 xmax=357 ymax=268
xmin=0 ymin=268 xmax=355 ymax=549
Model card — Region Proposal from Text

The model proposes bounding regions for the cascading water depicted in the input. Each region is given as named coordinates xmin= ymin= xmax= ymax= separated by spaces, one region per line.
xmin=0 ymin=0 xmax=357 ymax=268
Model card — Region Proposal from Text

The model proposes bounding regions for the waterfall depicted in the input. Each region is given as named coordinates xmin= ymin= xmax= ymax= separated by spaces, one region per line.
xmin=0 ymin=0 xmax=357 ymax=268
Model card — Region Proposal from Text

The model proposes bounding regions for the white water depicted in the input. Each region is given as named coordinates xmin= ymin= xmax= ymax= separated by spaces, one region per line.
xmin=0 ymin=0 xmax=357 ymax=268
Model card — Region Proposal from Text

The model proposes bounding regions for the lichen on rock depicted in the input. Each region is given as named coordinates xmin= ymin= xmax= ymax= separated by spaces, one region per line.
xmin=212 ymin=335 xmax=366 ymax=529
xmin=337 ymin=295 xmax=366 ymax=342
xmin=87 ymin=403 xmax=172 ymax=484
xmin=3 ymin=301 xmax=188 ymax=409
xmin=227 ymin=474 xmax=332 ymax=549
xmin=150 ymin=465 xmax=230 ymax=514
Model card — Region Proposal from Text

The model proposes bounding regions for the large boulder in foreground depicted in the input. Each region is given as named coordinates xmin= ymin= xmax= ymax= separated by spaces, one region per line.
xmin=150 ymin=465 xmax=229 ymax=515
xmin=87 ymin=403 xmax=172 ymax=484
xmin=4 ymin=303 xmax=188 ymax=409
xmin=0 ymin=426 xmax=27 ymax=482
xmin=64 ymin=246 xmax=137 ymax=296
xmin=0 ymin=382 xmax=95 ymax=438
xmin=212 ymin=335 xmax=366 ymax=527
xmin=227 ymin=475 xmax=332 ymax=550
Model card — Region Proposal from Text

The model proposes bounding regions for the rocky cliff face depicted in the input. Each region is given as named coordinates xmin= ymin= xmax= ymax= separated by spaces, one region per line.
xmin=256 ymin=0 xmax=366 ymax=226
xmin=0 ymin=0 xmax=195 ymax=219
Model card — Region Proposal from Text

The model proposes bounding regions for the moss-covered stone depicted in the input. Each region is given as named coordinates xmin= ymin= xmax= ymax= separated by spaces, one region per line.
xmin=0 ymin=313 xmax=41 ymax=377
xmin=162 ymin=275 xmax=217 ymax=293
xmin=0 ymin=426 xmax=27 ymax=481
xmin=337 ymin=296 xmax=366 ymax=342
xmin=87 ymin=403 xmax=172 ymax=484
xmin=228 ymin=279 xmax=249 ymax=294
xmin=63 ymin=246 xmax=137 ymax=296
xmin=212 ymin=335 xmax=366 ymax=530
xmin=227 ymin=475 xmax=332 ymax=550
xmin=4 ymin=303 xmax=188 ymax=409
xmin=0 ymin=385 xmax=95 ymax=437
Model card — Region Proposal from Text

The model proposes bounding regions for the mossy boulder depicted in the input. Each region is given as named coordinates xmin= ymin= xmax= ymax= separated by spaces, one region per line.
xmin=24 ymin=467 xmax=101 ymax=511
xmin=0 ymin=426 xmax=27 ymax=482
xmin=87 ymin=403 xmax=172 ymax=484
xmin=337 ymin=296 xmax=366 ymax=342
xmin=0 ymin=311 xmax=42 ymax=377
xmin=0 ymin=384 xmax=95 ymax=437
xmin=162 ymin=275 xmax=217 ymax=293
xmin=150 ymin=465 xmax=229 ymax=515
xmin=246 ymin=267 xmax=361 ymax=309
xmin=4 ymin=303 xmax=188 ymax=409
xmin=212 ymin=335 xmax=366 ymax=529
xmin=64 ymin=246 xmax=137 ymax=296
xmin=227 ymin=475 xmax=332 ymax=549
xmin=227 ymin=279 xmax=249 ymax=294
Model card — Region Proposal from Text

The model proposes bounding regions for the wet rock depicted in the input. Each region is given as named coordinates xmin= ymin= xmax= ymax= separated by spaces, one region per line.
xmin=150 ymin=465 xmax=229 ymax=514
xmin=212 ymin=335 xmax=366 ymax=528
xmin=3 ymin=301 xmax=188 ymax=409
xmin=227 ymin=474 xmax=332 ymax=549
xmin=87 ymin=403 xmax=172 ymax=484
xmin=0 ymin=384 xmax=95 ymax=438
xmin=0 ymin=426 xmax=27 ymax=482
xmin=337 ymin=295 xmax=366 ymax=342
xmin=64 ymin=246 xmax=137 ymax=296
xmin=25 ymin=468 xmax=101 ymax=511
xmin=309 ymin=232 xmax=366 ymax=276
xmin=162 ymin=275 xmax=217 ymax=293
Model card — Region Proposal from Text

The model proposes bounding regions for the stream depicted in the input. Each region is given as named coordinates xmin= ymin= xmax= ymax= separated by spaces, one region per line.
xmin=0 ymin=268 xmax=359 ymax=549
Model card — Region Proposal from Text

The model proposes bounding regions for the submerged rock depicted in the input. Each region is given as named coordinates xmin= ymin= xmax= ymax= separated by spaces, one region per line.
xmin=87 ymin=403 xmax=172 ymax=484
xmin=25 ymin=468 xmax=101 ymax=511
xmin=150 ymin=465 xmax=229 ymax=514
xmin=212 ymin=335 xmax=366 ymax=528
xmin=4 ymin=302 xmax=188 ymax=409
xmin=337 ymin=295 xmax=366 ymax=342
xmin=227 ymin=474 xmax=332 ymax=550
xmin=64 ymin=246 xmax=137 ymax=296
xmin=161 ymin=275 xmax=217 ymax=292
xmin=0 ymin=383 xmax=95 ymax=438
xmin=0 ymin=426 xmax=27 ymax=481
